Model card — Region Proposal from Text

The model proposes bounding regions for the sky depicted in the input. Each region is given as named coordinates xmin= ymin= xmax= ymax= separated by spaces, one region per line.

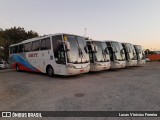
xmin=0 ymin=0 xmax=160 ymax=50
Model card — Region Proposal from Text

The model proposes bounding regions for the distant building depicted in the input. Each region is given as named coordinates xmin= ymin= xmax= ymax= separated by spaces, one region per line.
xmin=154 ymin=51 xmax=160 ymax=54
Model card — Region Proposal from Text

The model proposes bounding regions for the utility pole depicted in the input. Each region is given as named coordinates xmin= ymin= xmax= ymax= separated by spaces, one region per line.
xmin=84 ymin=28 xmax=87 ymax=37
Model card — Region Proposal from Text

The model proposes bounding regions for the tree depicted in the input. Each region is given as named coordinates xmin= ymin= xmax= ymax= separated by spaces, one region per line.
xmin=0 ymin=27 xmax=39 ymax=60
xmin=144 ymin=49 xmax=156 ymax=55
xmin=0 ymin=30 xmax=6 ymax=59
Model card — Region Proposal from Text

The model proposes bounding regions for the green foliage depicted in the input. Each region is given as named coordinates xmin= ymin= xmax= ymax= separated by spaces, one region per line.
xmin=0 ymin=27 xmax=39 ymax=60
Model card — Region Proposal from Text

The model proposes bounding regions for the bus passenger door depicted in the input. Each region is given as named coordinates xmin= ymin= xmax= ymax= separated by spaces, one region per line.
xmin=52 ymin=35 xmax=66 ymax=75
xmin=56 ymin=50 xmax=66 ymax=74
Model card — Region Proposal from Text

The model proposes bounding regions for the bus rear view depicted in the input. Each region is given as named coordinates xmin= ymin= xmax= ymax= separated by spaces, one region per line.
xmin=104 ymin=41 xmax=126 ymax=69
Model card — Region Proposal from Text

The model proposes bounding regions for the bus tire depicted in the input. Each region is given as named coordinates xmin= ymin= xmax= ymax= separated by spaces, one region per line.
xmin=46 ymin=66 xmax=54 ymax=77
xmin=16 ymin=64 xmax=20 ymax=72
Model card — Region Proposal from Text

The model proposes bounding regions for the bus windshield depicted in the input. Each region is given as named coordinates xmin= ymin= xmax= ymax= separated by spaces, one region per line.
xmin=126 ymin=44 xmax=137 ymax=60
xmin=135 ymin=46 xmax=145 ymax=60
xmin=92 ymin=41 xmax=110 ymax=62
xmin=112 ymin=42 xmax=125 ymax=61
xmin=64 ymin=35 xmax=89 ymax=64
xmin=130 ymin=44 xmax=137 ymax=60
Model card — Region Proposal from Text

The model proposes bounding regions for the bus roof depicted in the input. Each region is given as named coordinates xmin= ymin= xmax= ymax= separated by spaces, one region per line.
xmin=134 ymin=45 xmax=143 ymax=49
xmin=122 ymin=42 xmax=131 ymax=44
xmin=89 ymin=40 xmax=106 ymax=43
xmin=10 ymin=33 xmax=84 ymax=47
xmin=134 ymin=45 xmax=141 ymax=47
xmin=103 ymin=40 xmax=121 ymax=43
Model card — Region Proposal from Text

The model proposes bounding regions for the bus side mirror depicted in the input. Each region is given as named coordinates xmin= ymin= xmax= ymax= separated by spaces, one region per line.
xmin=94 ymin=45 xmax=98 ymax=53
xmin=84 ymin=46 xmax=89 ymax=53
xmin=65 ymin=41 xmax=70 ymax=51
xmin=133 ymin=50 xmax=136 ymax=55
xmin=121 ymin=49 xmax=125 ymax=54
xmin=105 ymin=48 xmax=109 ymax=54
xmin=91 ymin=44 xmax=94 ymax=52
xmin=113 ymin=47 xmax=117 ymax=53
xmin=127 ymin=48 xmax=131 ymax=53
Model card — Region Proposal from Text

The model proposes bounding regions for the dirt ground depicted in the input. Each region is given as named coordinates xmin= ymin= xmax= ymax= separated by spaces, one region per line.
xmin=0 ymin=62 xmax=160 ymax=120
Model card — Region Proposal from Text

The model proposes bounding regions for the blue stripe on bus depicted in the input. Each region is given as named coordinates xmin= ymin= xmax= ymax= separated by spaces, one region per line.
xmin=12 ymin=54 xmax=38 ymax=71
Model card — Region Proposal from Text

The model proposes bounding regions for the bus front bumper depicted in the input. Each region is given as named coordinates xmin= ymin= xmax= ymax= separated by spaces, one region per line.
xmin=137 ymin=60 xmax=146 ymax=66
xmin=89 ymin=62 xmax=111 ymax=72
xmin=111 ymin=61 xmax=126 ymax=69
xmin=126 ymin=60 xmax=138 ymax=67
xmin=65 ymin=64 xmax=90 ymax=75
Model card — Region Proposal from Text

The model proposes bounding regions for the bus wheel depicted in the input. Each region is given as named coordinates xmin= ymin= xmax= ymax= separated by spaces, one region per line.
xmin=46 ymin=66 xmax=54 ymax=77
xmin=16 ymin=64 xmax=20 ymax=72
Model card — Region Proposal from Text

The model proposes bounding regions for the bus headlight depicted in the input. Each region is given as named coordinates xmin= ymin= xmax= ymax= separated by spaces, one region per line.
xmin=86 ymin=64 xmax=90 ymax=68
xmin=66 ymin=64 xmax=76 ymax=69
xmin=114 ymin=61 xmax=120 ymax=64
xmin=96 ymin=63 xmax=103 ymax=66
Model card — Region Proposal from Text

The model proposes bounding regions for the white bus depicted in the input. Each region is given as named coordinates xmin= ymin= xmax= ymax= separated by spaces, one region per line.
xmin=122 ymin=43 xmax=137 ymax=66
xmin=86 ymin=40 xmax=111 ymax=71
xmin=9 ymin=33 xmax=90 ymax=76
xmin=134 ymin=45 xmax=146 ymax=65
xmin=104 ymin=41 xmax=126 ymax=69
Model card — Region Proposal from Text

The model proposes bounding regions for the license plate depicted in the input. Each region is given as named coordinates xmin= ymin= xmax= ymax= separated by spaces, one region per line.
xmin=80 ymin=70 xmax=84 ymax=72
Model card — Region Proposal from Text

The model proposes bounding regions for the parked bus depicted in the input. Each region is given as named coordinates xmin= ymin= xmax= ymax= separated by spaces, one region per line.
xmin=122 ymin=43 xmax=137 ymax=66
xmin=134 ymin=45 xmax=146 ymax=65
xmin=104 ymin=41 xmax=126 ymax=69
xmin=9 ymin=33 xmax=90 ymax=76
xmin=86 ymin=40 xmax=111 ymax=71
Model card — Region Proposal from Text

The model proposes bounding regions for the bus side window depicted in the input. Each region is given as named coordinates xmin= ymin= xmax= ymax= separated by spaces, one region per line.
xmin=41 ymin=38 xmax=51 ymax=50
xmin=18 ymin=44 xmax=24 ymax=53
xmin=10 ymin=47 xmax=13 ymax=54
xmin=52 ymin=35 xmax=66 ymax=64
xmin=32 ymin=40 xmax=40 ymax=51
xmin=24 ymin=42 xmax=32 ymax=52
xmin=13 ymin=45 xmax=18 ymax=53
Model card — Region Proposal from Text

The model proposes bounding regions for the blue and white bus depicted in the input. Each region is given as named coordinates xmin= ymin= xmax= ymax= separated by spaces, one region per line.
xmin=9 ymin=33 xmax=90 ymax=76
